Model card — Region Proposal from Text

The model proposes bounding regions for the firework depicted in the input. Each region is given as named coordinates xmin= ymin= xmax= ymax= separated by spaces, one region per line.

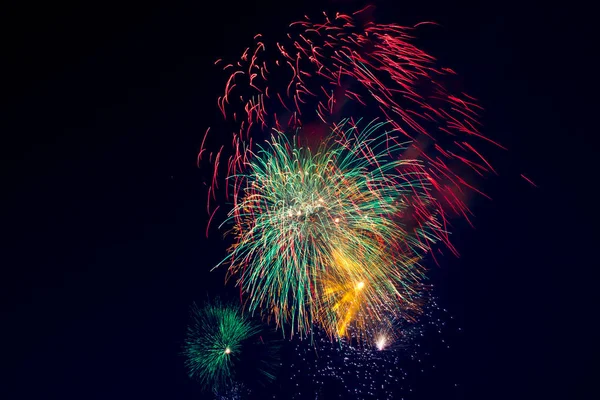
xmin=200 ymin=9 xmax=498 ymax=345
xmin=202 ymin=10 xmax=501 ymax=233
xmin=216 ymin=120 xmax=442 ymax=339
xmin=183 ymin=300 xmax=278 ymax=392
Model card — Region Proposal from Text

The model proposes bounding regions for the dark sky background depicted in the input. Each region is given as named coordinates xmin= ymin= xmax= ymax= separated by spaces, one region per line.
xmin=1 ymin=0 xmax=596 ymax=399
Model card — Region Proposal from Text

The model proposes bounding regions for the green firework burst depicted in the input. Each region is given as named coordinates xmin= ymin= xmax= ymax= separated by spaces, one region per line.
xmin=218 ymin=119 xmax=445 ymax=339
xmin=183 ymin=300 xmax=264 ymax=391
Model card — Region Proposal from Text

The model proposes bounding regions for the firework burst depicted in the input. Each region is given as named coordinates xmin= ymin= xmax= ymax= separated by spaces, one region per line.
xmin=216 ymin=120 xmax=443 ymax=339
xmin=202 ymin=10 xmax=501 ymax=232
xmin=199 ymin=9 xmax=499 ymax=348
xmin=183 ymin=300 xmax=278 ymax=392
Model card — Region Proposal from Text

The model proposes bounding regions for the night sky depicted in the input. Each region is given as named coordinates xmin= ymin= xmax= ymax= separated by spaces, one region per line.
xmin=1 ymin=0 xmax=595 ymax=399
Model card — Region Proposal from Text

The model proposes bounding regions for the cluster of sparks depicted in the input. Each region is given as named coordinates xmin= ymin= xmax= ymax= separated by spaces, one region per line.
xmin=278 ymin=297 xmax=458 ymax=400
xmin=192 ymin=7 xmax=503 ymax=397
xmin=183 ymin=301 xmax=276 ymax=392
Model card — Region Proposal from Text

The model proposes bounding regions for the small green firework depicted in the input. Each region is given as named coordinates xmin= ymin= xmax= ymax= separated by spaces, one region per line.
xmin=183 ymin=300 xmax=262 ymax=391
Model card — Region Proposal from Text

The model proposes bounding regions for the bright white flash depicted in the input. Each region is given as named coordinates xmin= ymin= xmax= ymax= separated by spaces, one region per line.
xmin=375 ymin=335 xmax=387 ymax=351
